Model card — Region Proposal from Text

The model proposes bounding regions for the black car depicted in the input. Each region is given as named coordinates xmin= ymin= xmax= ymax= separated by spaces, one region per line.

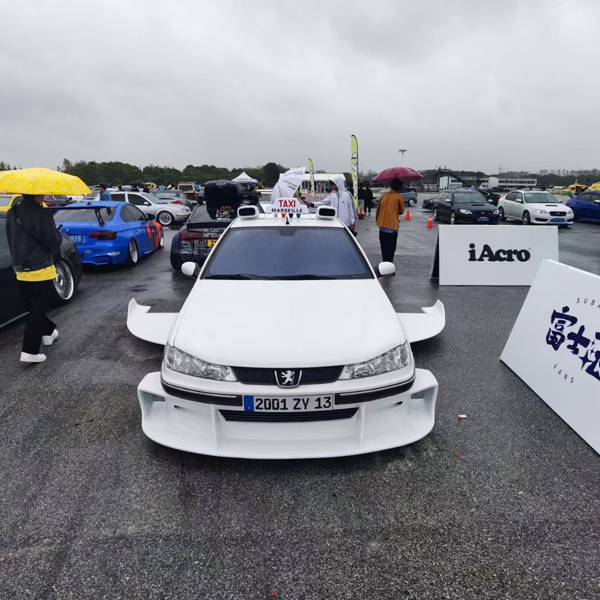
xmin=170 ymin=179 xmax=262 ymax=270
xmin=478 ymin=189 xmax=501 ymax=205
xmin=0 ymin=213 xmax=83 ymax=328
xmin=432 ymin=190 xmax=500 ymax=225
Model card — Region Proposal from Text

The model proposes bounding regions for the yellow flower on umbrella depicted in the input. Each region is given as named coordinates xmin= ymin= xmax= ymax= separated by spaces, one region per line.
xmin=0 ymin=167 xmax=91 ymax=196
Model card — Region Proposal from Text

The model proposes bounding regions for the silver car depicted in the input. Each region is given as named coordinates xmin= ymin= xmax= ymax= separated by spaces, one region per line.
xmin=110 ymin=191 xmax=190 ymax=226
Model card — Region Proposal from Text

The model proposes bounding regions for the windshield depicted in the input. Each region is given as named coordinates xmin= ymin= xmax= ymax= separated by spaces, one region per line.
xmin=259 ymin=193 xmax=272 ymax=204
xmin=525 ymin=193 xmax=556 ymax=204
xmin=203 ymin=227 xmax=373 ymax=280
xmin=179 ymin=185 xmax=193 ymax=192
xmin=453 ymin=192 xmax=486 ymax=203
xmin=54 ymin=207 xmax=116 ymax=222
xmin=0 ymin=195 xmax=14 ymax=206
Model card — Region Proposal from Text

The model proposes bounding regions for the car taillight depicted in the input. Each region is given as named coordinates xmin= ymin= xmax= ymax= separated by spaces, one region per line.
xmin=171 ymin=200 xmax=182 ymax=204
xmin=89 ymin=230 xmax=117 ymax=240
xmin=180 ymin=231 xmax=203 ymax=241
xmin=45 ymin=201 xmax=53 ymax=206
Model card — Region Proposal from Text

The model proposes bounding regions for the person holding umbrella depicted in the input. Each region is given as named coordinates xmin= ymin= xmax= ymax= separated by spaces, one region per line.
xmin=0 ymin=168 xmax=91 ymax=363
xmin=376 ymin=178 xmax=405 ymax=263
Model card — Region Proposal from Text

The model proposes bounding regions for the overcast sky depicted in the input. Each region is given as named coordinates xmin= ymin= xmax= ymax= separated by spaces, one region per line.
xmin=1 ymin=0 xmax=598 ymax=174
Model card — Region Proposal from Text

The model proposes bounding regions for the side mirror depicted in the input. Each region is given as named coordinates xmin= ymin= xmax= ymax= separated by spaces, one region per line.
xmin=594 ymin=199 xmax=600 ymax=204
xmin=377 ymin=262 xmax=396 ymax=278
xmin=144 ymin=201 xmax=151 ymax=206
xmin=181 ymin=261 xmax=199 ymax=278
xmin=445 ymin=198 xmax=452 ymax=203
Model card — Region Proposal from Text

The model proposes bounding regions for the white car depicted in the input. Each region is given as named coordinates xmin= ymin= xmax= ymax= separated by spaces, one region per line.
xmin=111 ymin=191 xmax=190 ymax=226
xmin=498 ymin=190 xmax=574 ymax=226
xmin=127 ymin=205 xmax=445 ymax=459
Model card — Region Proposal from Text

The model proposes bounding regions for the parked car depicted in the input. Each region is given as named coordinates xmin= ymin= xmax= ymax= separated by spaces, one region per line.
xmin=566 ymin=191 xmax=600 ymax=222
xmin=432 ymin=190 xmax=500 ymax=225
xmin=0 ymin=194 xmax=23 ymax=214
xmin=498 ymin=190 xmax=574 ymax=226
xmin=110 ymin=191 xmax=190 ymax=226
xmin=0 ymin=212 xmax=82 ymax=328
xmin=170 ymin=179 xmax=257 ymax=270
xmin=128 ymin=205 xmax=445 ymax=459
xmin=178 ymin=181 xmax=200 ymax=204
xmin=477 ymin=189 xmax=501 ymax=205
xmin=373 ymin=187 xmax=418 ymax=207
xmin=54 ymin=201 xmax=164 ymax=267
xmin=43 ymin=195 xmax=73 ymax=208
xmin=153 ymin=190 xmax=195 ymax=209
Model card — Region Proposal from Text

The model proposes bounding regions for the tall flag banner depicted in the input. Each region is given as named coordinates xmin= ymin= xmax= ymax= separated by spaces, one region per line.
xmin=350 ymin=135 xmax=359 ymax=208
xmin=307 ymin=158 xmax=315 ymax=199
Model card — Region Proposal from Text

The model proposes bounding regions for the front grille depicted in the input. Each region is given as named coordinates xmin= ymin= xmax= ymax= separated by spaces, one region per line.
xmin=549 ymin=211 xmax=566 ymax=217
xmin=233 ymin=366 xmax=343 ymax=386
xmin=219 ymin=407 xmax=358 ymax=422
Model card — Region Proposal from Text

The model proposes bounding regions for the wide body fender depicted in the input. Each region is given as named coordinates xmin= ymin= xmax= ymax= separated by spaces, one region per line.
xmin=127 ymin=298 xmax=178 ymax=345
xmin=397 ymin=300 xmax=445 ymax=343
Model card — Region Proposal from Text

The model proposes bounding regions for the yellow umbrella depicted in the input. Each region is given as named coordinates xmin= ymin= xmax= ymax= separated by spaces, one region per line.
xmin=0 ymin=167 xmax=91 ymax=196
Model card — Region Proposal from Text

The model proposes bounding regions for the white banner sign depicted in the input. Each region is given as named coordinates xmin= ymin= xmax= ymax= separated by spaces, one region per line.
xmin=431 ymin=225 xmax=558 ymax=285
xmin=501 ymin=260 xmax=600 ymax=454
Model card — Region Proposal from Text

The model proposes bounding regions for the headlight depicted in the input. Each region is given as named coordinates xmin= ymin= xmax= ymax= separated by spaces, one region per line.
xmin=533 ymin=209 xmax=548 ymax=215
xmin=493 ymin=210 xmax=499 ymax=214
xmin=339 ymin=342 xmax=412 ymax=380
xmin=164 ymin=344 xmax=236 ymax=381
xmin=459 ymin=209 xmax=472 ymax=214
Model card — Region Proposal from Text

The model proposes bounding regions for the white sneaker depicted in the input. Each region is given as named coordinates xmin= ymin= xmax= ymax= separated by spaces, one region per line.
xmin=20 ymin=352 xmax=47 ymax=363
xmin=42 ymin=329 xmax=59 ymax=346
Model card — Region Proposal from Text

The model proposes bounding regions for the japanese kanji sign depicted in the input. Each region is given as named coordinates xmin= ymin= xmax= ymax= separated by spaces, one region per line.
xmin=502 ymin=260 xmax=600 ymax=454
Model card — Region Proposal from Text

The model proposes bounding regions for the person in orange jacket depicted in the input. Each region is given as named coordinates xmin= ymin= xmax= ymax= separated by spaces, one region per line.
xmin=376 ymin=178 xmax=405 ymax=263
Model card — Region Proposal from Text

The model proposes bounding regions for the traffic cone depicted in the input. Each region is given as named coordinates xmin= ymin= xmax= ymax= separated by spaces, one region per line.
xmin=405 ymin=210 xmax=411 ymax=221
xmin=427 ymin=215 xmax=434 ymax=229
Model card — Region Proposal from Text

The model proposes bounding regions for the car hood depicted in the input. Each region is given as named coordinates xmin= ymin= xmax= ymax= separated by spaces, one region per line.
xmin=456 ymin=202 xmax=495 ymax=212
xmin=526 ymin=203 xmax=569 ymax=210
xmin=171 ymin=280 xmax=406 ymax=368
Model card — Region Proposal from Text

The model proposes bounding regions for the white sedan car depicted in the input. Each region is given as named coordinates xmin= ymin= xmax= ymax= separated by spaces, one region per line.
xmin=498 ymin=190 xmax=574 ymax=226
xmin=127 ymin=206 xmax=445 ymax=459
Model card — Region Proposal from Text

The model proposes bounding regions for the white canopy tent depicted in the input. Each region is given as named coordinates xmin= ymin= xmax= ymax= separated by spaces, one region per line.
xmin=232 ymin=171 xmax=258 ymax=184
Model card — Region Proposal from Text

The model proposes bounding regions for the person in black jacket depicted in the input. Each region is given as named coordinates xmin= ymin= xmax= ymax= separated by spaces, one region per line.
xmin=5 ymin=194 xmax=63 ymax=363
xmin=364 ymin=182 xmax=374 ymax=215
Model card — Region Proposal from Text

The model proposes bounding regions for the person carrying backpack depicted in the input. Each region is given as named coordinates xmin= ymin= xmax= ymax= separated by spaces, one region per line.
xmin=5 ymin=194 xmax=63 ymax=363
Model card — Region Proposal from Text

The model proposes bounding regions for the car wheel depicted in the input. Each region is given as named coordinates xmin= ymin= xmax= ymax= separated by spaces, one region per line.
xmin=126 ymin=239 xmax=139 ymax=266
xmin=450 ymin=211 xmax=456 ymax=225
xmin=50 ymin=260 xmax=75 ymax=305
xmin=433 ymin=207 xmax=439 ymax=221
xmin=522 ymin=211 xmax=531 ymax=225
xmin=158 ymin=211 xmax=174 ymax=226
xmin=158 ymin=228 xmax=165 ymax=249
xmin=170 ymin=253 xmax=182 ymax=271
xmin=499 ymin=207 xmax=507 ymax=221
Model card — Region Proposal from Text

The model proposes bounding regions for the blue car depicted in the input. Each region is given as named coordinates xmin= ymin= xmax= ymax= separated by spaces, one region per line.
xmin=53 ymin=201 xmax=164 ymax=266
xmin=567 ymin=191 xmax=600 ymax=222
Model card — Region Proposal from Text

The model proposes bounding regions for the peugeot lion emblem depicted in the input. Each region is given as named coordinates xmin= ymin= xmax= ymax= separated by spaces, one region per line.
xmin=275 ymin=369 xmax=302 ymax=388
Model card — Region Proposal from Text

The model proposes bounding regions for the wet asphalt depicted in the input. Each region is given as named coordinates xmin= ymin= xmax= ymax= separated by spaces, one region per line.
xmin=1 ymin=197 xmax=600 ymax=599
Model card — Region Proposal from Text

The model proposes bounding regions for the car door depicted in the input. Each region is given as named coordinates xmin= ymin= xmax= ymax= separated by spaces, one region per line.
xmin=444 ymin=192 xmax=455 ymax=220
xmin=120 ymin=205 xmax=148 ymax=255
xmin=590 ymin=194 xmax=600 ymax=221
xmin=502 ymin=192 xmax=516 ymax=218
xmin=128 ymin=193 xmax=156 ymax=219
xmin=512 ymin=192 xmax=525 ymax=220
xmin=0 ymin=217 xmax=26 ymax=326
xmin=129 ymin=204 xmax=155 ymax=252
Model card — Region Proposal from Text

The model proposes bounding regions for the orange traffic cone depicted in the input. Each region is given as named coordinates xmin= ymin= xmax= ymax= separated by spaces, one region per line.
xmin=405 ymin=210 xmax=411 ymax=221
xmin=427 ymin=215 xmax=434 ymax=229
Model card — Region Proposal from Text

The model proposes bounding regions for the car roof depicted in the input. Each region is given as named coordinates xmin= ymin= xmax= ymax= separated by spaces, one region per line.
xmin=230 ymin=214 xmax=345 ymax=229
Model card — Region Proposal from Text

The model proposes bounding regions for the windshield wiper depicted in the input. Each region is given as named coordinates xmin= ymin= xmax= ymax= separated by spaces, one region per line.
xmin=204 ymin=273 xmax=276 ymax=280
xmin=276 ymin=274 xmax=335 ymax=280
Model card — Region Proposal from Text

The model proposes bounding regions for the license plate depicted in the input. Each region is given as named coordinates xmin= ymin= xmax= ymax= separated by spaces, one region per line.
xmin=244 ymin=395 xmax=333 ymax=412
xmin=477 ymin=217 xmax=489 ymax=222
xmin=70 ymin=234 xmax=84 ymax=243
xmin=207 ymin=239 xmax=217 ymax=247
xmin=552 ymin=217 xmax=565 ymax=222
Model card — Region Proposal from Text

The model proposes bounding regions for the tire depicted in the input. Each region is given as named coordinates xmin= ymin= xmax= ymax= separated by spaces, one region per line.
xmin=50 ymin=260 xmax=75 ymax=305
xmin=157 ymin=227 xmax=165 ymax=249
xmin=522 ymin=211 xmax=531 ymax=226
xmin=450 ymin=211 xmax=456 ymax=225
xmin=126 ymin=238 xmax=139 ymax=266
xmin=499 ymin=207 xmax=507 ymax=221
xmin=170 ymin=253 xmax=182 ymax=271
xmin=157 ymin=211 xmax=174 ymax=226
xmin=432 ymin=207 xmax=439 ymax=221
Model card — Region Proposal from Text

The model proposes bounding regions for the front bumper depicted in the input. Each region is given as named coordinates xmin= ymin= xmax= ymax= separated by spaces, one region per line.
xmin=531 ymin=213 xmax=573 ymax=224
xmin=456 ymin=213 xmax=499 ymax=224
xmin=137 ymin=369 xmax=438 ymax=459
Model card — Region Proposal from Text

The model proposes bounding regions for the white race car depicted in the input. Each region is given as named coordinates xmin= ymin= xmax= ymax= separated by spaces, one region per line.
xmin=127 ymin=205 xmax=445 ymax=459
xmin=497 ymin=190 xmax=574 ymax=226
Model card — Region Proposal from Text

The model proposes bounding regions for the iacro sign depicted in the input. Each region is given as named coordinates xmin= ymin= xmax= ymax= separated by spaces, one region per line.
xmin=501 ymin=260 xmax=600 ymax=454
xmin=431 ymin=225 xmax=558 ymax=285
